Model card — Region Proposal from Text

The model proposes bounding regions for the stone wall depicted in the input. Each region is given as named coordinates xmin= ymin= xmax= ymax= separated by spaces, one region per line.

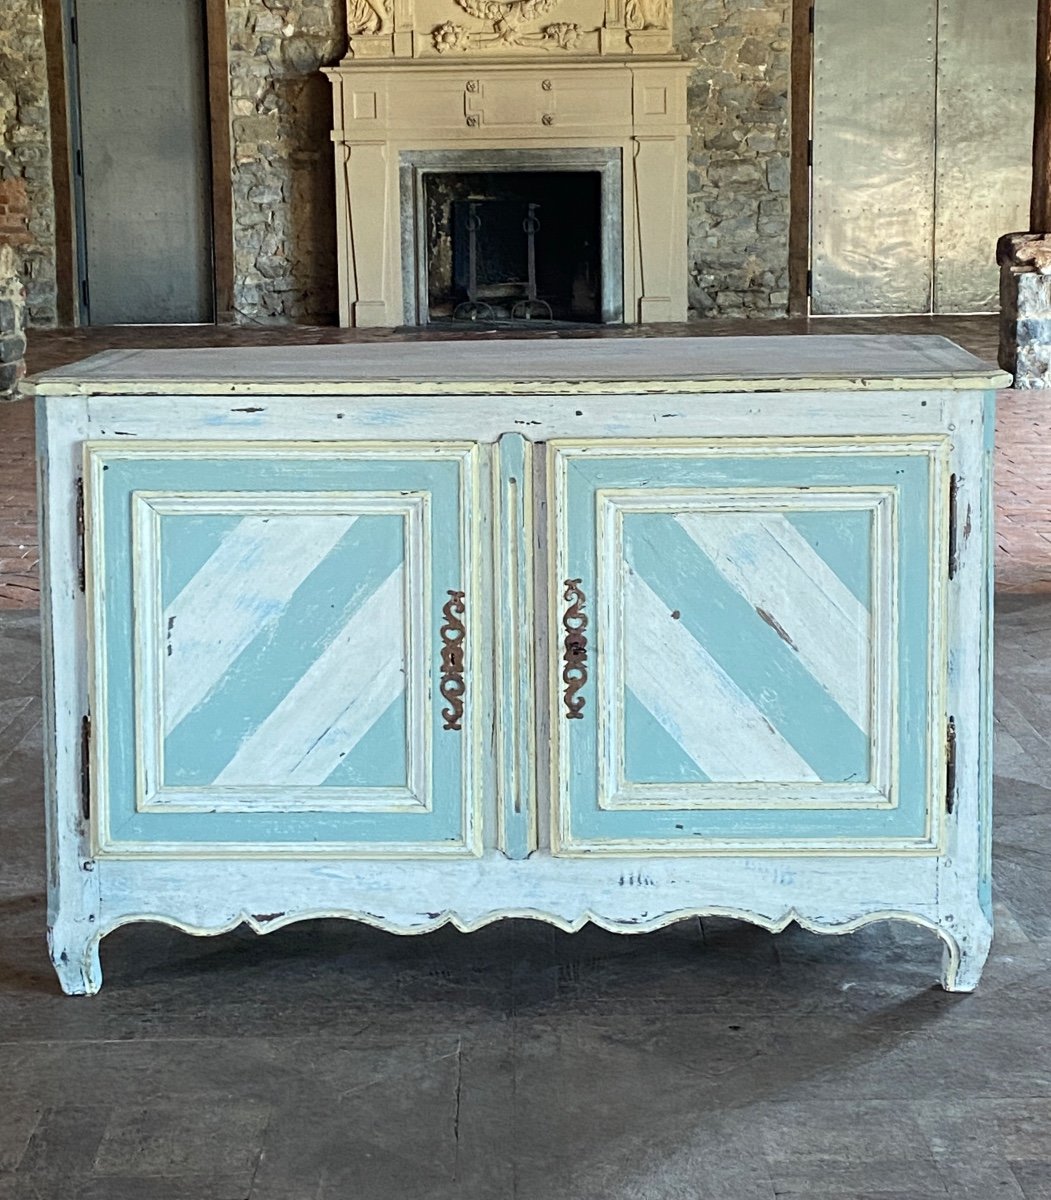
xmin=0 ymin=0 xmax=58 ymax=326
xmin=0 ymin=245 xmax=28 ymax=399
xmin=227 ymin=0 xmax=346 ymax=324
xmin=678 ymin=0 xmax=792 ymax=317
xmin=226 ymin=0 xmax=793 ymax=324
xmin=1 ymin=0 xmax=792 ymax=326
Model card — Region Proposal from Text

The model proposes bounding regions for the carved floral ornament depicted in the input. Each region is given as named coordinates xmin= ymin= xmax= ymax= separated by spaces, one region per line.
xmin=433 ymin=0 xmax=579 ymax=52
xmin=345 ymin=0 xmax=672 ymax=55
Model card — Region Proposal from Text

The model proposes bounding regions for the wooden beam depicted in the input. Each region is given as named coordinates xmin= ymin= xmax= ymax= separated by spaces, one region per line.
xmin=41 ymin=0 xmax=77 ymax=326
xmin=1033 ymin=0 xmax=1051 ymax=231
xmin=205 ymin=0 xmax=234 ymax=322
xmin=788 ymin=0 xmax=814 ymax=316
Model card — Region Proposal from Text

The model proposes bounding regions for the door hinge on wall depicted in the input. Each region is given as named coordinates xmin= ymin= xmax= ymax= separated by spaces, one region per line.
xmin=947 ymin=472 xmax=959 ymax=579
xmin=945 ymin=716 xmax=957 ymax=815
xmin=806 ymin=138 xmax=813 ymax=168
xmin=806 ymin=268 xmax=813 ymax=297
xmin=808 ymin=2 xmax=814 ymax=34
xmin=75 ymin=477 xmax=85 ymax=592
xmin=80 ymin=714 xmax=91 ymax=822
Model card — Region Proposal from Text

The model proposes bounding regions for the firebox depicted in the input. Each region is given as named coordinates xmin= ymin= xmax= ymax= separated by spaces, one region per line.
xmin=426 ymin=171 xmax=602 ymax=323
xmin=399 ymin=148 xmax=624 ymax=326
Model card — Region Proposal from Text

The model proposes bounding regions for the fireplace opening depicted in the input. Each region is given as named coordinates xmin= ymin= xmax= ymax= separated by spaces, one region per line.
xmin=423 ymin=171 xmax=603 ymax=324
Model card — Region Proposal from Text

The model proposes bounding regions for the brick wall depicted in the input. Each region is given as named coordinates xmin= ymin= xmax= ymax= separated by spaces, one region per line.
xmin=0 ymin=179 xmax=33 ymax=248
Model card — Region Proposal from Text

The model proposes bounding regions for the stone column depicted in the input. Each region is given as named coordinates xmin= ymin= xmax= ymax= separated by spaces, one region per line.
xmin=0 ymin=244 xmax=27 ymax=401
xmin=999 ymin=1 xmax=1051 ymax=387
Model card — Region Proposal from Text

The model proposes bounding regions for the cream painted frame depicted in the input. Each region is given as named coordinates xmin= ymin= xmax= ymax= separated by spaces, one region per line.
xmin=131 ymin=490 xmax=432 ymax=815
xmin=595 ymin=485 xmax=898 ymax=811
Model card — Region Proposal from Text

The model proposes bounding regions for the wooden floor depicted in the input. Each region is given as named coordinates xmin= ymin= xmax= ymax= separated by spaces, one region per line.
xmin=2 ymin=315 xmax=1048 ymax=607
xmin=1 ymin=594 xmax=1051 ymax=1197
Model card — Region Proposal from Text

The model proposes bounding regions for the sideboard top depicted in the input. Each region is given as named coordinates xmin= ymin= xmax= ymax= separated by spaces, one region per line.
xmin=30 ymin=335 xmax=1010 ymax=397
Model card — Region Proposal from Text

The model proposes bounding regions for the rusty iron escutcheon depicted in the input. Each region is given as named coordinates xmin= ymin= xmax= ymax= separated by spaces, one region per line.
xmin=562 ymin=578 xmax=588 ymax=720
xmin=439 ymin=590 xmax=467 ymax=731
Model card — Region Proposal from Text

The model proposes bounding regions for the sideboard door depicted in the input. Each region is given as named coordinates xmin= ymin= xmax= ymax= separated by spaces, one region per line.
xmin=548 ymin=437 xmax=951 ymax=855
xmin=83 ymin=441 xmax=482 ymax=857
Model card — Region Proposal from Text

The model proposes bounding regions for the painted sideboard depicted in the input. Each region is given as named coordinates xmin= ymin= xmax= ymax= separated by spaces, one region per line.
xmin=33 ymin=335 xmax=1006 ymax=994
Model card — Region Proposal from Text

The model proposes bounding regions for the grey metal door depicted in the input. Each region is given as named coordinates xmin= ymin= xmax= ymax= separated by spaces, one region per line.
xmin=73 ymin=0 xmax=214 ymax=324
xmin=810 ymin=0 xmax=1035 ymax=315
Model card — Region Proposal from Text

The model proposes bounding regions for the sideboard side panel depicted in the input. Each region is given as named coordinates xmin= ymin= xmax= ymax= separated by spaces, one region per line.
xmin=38 ymin=396 xmax=103 ymax=994
xmin=936 ymin=389 xmax=995 ymax=990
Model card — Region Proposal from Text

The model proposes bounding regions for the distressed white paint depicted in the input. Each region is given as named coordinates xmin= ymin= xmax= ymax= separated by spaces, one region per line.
xmin=34 ymin=337 xmax=995 ymax=996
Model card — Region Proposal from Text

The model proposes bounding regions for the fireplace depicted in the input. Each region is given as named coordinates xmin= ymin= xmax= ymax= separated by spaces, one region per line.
xmin=325 ymin=59 xmax=691 ymax=328
xmin=399 ymin=149 xmax=623 ymax=325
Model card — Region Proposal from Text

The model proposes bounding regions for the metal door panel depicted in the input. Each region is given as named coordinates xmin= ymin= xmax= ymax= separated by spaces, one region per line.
xmin=811 ymin=0 xmax=937 ymax=315
xmin=934 ymin=0 xmax=1035 ymax=313
xmin=75 ymin=0 xmax=214 ymax=323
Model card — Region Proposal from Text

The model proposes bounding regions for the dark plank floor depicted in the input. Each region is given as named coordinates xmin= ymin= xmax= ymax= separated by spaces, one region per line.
xmin=0 ymin=596 xmax=1050 ymax=1199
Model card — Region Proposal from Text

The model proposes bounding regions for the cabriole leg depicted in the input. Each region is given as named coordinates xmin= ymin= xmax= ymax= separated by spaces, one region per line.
xmin=939 ymin=917 xmax=992 ymax=992
xmin=48 ymin=925 xmax=103 ymax=996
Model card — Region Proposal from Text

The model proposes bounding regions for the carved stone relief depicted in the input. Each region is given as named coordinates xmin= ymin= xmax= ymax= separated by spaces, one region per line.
xmin=345 ymin=0 xmax=673 ymax=58
xmin=347 ymin=0 xmax=394 ymax=34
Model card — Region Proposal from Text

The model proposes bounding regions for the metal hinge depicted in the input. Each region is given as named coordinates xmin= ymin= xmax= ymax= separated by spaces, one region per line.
xmin=70 ymin=11 xmax=77 ymax=44
xmin=945 ymin=716 xmax=957 ymax=815
xmin=75 ymin=477 xmax=85 ymax=591
xmin=808 ymin=3 xmax=814 ymax=33
xmin=947 ymin=472 xmax=959 ymax=579
xmin=807 ymin=138 xmax=813 ymax=168
xmin=80 ymin=277 xmax=89 ymax=313
xmin=80 ymin=714 xmax=91 ymax=821
xmin=806 ymin=268 xmax=813 ymax=296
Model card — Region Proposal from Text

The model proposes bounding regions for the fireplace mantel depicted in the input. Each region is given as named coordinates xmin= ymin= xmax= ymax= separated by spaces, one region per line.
xmin=325 ymin=57 xmax=690 ymax=327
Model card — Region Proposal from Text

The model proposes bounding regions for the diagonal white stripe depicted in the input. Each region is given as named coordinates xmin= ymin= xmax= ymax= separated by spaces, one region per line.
xmin=214 ymin=566 xmax=406 ymax=786
xmin=163 ymin=515 xmax=358 ymax=732
xmin=626 ymin=571 xmax=820 ymax=782
xmin=676 ymin=512 xmax=871 ymax=732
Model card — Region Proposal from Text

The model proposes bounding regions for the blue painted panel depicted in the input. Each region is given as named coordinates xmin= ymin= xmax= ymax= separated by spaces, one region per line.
xmin=623 ymin=512 xmax=871 ymax=783
xmin=785 ymin=508 xmax=872 ymax=606
xmin=93 ymin=451 xmax=473 ymax=850
xmin=161 ymin=513 xmax=408 ymax=789
xmin=624 ymin=687 xmax=710 ymax=783
xmin=561 ymin=447 xmax=937 ymax=845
